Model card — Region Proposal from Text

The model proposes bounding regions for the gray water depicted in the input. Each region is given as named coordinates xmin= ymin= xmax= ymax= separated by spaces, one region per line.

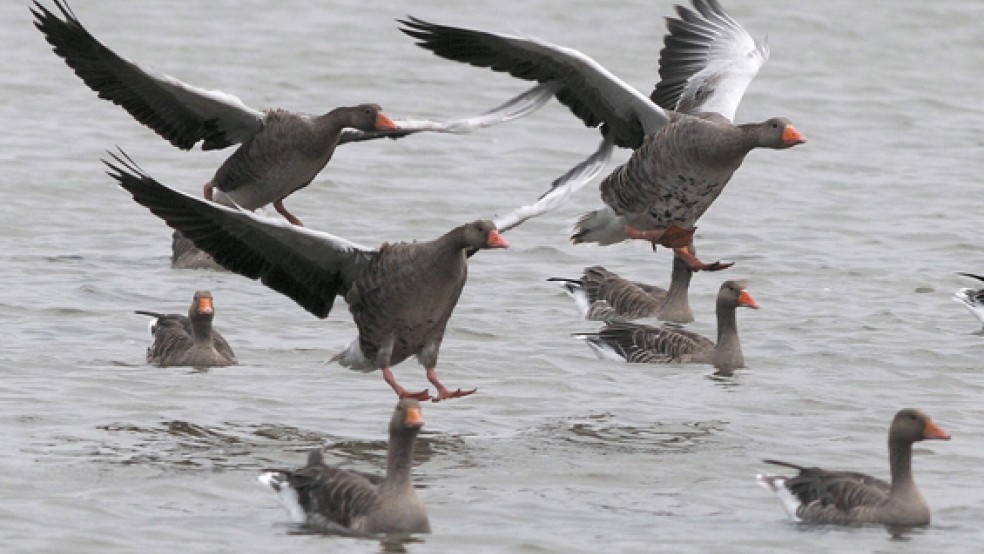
xmin=3 ymin=0 xmax=983 ymax=552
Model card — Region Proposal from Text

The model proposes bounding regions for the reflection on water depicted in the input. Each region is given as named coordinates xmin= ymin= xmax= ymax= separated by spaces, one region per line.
xmin=520 ymin=412 xmax=726 ymax=456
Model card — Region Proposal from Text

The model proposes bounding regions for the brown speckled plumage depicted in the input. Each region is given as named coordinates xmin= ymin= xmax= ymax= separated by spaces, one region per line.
xmin=259 ymin=399 xmax=430 ymax=535
xmin=757 ymin=409 xmax=951 ymax=526
xmin=135 ymin=290 xmax=236 ymax=367
xmin=576 ymin=280 xmax=756 ymax=370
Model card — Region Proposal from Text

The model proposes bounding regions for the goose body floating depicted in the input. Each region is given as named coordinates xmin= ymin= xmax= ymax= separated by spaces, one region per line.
xmin=757 ymin=409 xmax=950 ymax=526
xmin=135 ymin=290 xmax=237 ymax=367
xmin=574 ymin=280 xmax=757 ymax=371
xmin=259 ymin=399 xmax=430 ymax=535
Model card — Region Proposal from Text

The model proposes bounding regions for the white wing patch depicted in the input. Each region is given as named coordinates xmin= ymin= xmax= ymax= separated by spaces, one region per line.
xmin=493 ymin=137 xmax=615 ymax=232
xmin=395 ymin=81 xmax=560 ymax=133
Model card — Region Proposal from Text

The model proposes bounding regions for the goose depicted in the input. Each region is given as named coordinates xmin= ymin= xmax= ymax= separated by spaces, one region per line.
xmin=756 ymin=409 xmax=950 ymax=526
xmin=400 ymin=0 xmax=805 ymax=270
xmin=107 ymin=151 xmax=509 ymax=401
xmin=574 ymin=280 xmax=757 ymax=370
xmin=548 ymin=250 xmax=695 ymax=323
xmin=135 ymin=290 xmax=237 ymax=367
xmin=32 ymin=0 xmax=557 ymax=226
xmin=953 ymin=272 xmax=984 ymax=329
xmin=258 ymin=399 xmax=430 ymax=535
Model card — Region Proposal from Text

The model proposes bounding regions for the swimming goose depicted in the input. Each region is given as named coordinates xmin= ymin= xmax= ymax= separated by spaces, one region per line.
xmin=135 ymin=290 xmax=237 ymax=367
xmin=548 ymin=253 xmax=694 ymax=323
xmin=32 ymin=0 xmax=556 ymax=226
xmin=401 ymin=0 xmax=805 ymax=270
xmin=756 ymin=409 xmax=950 ymax=526
xmin=953 ymin=272 xmax=984 ymax=329
xmin=107 ymin=151 xmax=508 ymax=401
xmin=258 ymin=399 xmax=430 ymax=535
xmin=574 ymin=280 xmax=756 ymax=370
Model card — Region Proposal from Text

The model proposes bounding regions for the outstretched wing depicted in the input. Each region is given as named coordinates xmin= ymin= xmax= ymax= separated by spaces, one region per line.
xmin=337 ymin=82 xmax=560 ymax=145
xmin=32 ymin=0 xmax=265 ymax=150
xmin=650 ymin=0 xmax=768 ymax=121
xmin=106 ymin=150 xmax=375 ymax=318
xmin=400 ymin=17 xmax=669 ymax=148
xmin=491 ymin=137 xmax=616 ymax=233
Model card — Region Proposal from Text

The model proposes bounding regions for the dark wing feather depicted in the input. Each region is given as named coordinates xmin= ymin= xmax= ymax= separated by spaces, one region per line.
xmin=399 ymin=17 xmax=669 ymax=148
xmin=581 ymin=266 xmax=666 ymax=320
xmin=211 ymin=331 xmax=237 ymax=362
xmin=283 ymin=461 xmax=380 ymax=530
xmin=105 ymin=150 xmax=375 ymax=319
xmin=958 ymin=272 xmax=984 ymax=284
xmin=766 ymin=460 xmax=890 ymax=513
xmin=32 ymin=0 xmax=264 ymax=150
xmin=132 ymin=312 xmax=193 ymax=364
xmin=589 ymin=321 xmax=712 ymax=363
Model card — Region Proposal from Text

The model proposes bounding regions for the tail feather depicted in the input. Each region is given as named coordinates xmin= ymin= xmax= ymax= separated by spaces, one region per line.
xmin=571 ymin=207 xmax=627 ymax=246
xmin=329 ymin=338 xmax=374 ymax=372
xmin=762 ymin=459 xmax=806 ymax=471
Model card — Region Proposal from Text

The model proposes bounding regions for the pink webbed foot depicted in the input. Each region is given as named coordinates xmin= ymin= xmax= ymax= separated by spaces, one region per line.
xmin=425 ymin=367 xmax=476 ymax=402
xmin=672 ymin=246 xmax=734 ymax=272
xmin=399 ymin=389 xmax=432 ymax=401
xmin=431 ymin=387 xmax=477 ymax=403
xmin=204 ymin=182 xmax=215 ymax=201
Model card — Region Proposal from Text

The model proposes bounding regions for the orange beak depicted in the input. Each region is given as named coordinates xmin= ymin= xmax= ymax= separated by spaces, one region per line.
xmin=486 ymin=229 xmax=510 ymax=249
xmin=737 ymin=289 xmax=759 ymax=309
xmin=782 ymin=125 xmax=806 ymax=146
xmin=923 ymin=420 xmax=951 ymax=440
xmin=404 ymin=405 xmax=424 ymax=428
xmin=375 ymin=113 xmax=398 ymax=130
xmin=197 ymin=296 xmax=214 ymax=315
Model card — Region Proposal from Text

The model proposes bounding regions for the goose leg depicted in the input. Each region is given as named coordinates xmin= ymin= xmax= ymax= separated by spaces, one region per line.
xmin=625 ymin=224 xmax=696 ymax=251
xmin=382 ymin=367 xmax=431 ymax=401
xmin=426 ymin=368 xmax=476 ymax=402
xmin=273 ymin=198 xmax=304 ymax=226
xmin=204 ymin=182 xmax=215 ymax=201
xmin=672 ymin=246 xmax=733 ymax=272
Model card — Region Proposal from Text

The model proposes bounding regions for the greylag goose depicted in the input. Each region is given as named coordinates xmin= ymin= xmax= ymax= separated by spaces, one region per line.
xmin=258 ymin=399 xmax=430 ymax=535
xmin=400 ymin=0 xmax=805 ymax=270
xmin=574 ymin=280 xmax=757 ymax=371
xmin=32 ymin=0 xmax=556 ymax=227
xmin=953 ymin=273 xmax=984 ymax=329
xmin=756 ymin=409 xmax=951 ymax=526
xmin=548 ymin=252 xmax=695 ymax=323
xmin=135 ymin=290 xmax=237 ymax=367
xmin=106 ymin=151 xmax=508 ymax=401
